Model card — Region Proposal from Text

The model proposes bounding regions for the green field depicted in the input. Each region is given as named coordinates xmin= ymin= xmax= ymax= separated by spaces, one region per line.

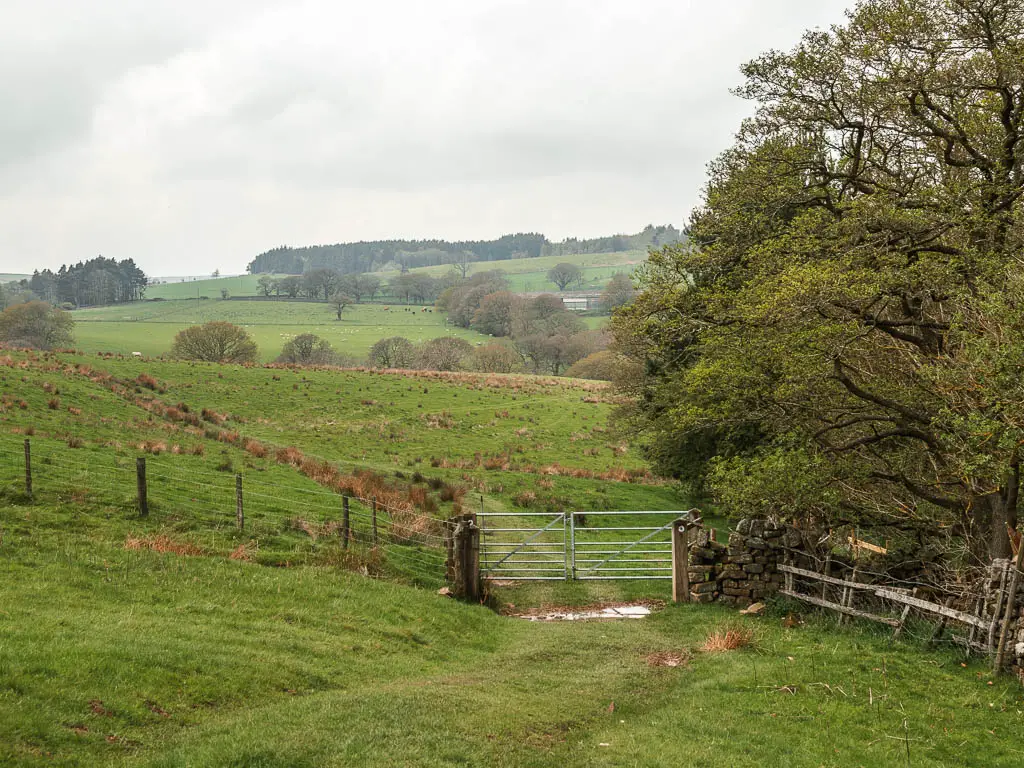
xmin=1 ymin=352 xmax=1020 ymax=766
xmin=71 ymin=300 xmax=491 ymax=361
xmin=368 ymin=250 xmax=646 ymax=293
xmin=144 ymin=274 xmax=277 ymax=301
xmin=142 ymin=251 xmax=646 ymax=301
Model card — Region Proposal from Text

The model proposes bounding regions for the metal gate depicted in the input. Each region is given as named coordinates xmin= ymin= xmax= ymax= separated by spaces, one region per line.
xmin=479 ymin=510 xmax=697 ymax=581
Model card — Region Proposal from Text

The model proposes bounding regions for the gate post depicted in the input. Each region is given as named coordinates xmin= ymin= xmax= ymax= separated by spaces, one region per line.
xmin=672 ymin=518 xmax=691 ymax=604
xmin=448 ymin=515 xmax=481 ymax=602
xmin=463 ymin=518 xmax=481 ymax=602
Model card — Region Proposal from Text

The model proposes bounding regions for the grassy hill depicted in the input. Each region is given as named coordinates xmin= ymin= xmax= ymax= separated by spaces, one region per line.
xmin=368 ymin=250 xmax=646 ymax=293
xmin=71 ymin=301 xmax=491 ymax=361
xmin=1 ymin=351 xmax=1021 ymax=766
xmin=144 ymin=274 xmax=273 ymax=300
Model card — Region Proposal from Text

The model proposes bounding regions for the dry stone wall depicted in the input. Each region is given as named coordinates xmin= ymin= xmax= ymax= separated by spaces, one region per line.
xmin=687 ymin=518 xmax=800 ymax=607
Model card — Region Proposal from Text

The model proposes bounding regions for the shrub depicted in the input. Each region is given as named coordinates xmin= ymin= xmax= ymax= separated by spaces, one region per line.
xmin=367 ymin=336 xmax=415 ymax=368
xmin=565 ymin=350 xmax=618 ymax=381
xmin=417 ymin=336 xmax=474 ymax=371
xmin=0 ymin=301 xmax=74 ymax=350
xmin=170 ymin=322 xmax=258 ymax=363
xmin=47 ymin=397 xmax=60 ymax=410
xmin=277 ymin=333 xmax=338 ymax=366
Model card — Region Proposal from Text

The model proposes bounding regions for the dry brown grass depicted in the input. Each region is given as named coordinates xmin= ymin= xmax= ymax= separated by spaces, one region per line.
xmin=228 ymin=541 xmax=257 ymax=561
xmin=124 ymin=535 xmax=204 ymax=557
xmin=244 ymin=439 xmax=268 ymax=458
xmin=200 ymin=408 xmax=227 ymax=425
xmin=513 ymin=491 xmax=537 ymax=507
xmin=275 ymin=446 xmax=303 ymax=467
xmin=646 ymin=650 xmax=692 ymax=668
xmin=701 ymin=626 xmax=754 ymax=653
xmin=290 ymin=518 xmax=341 ymax=541
xmin=421 ymin=411 xmax=454 ymax=429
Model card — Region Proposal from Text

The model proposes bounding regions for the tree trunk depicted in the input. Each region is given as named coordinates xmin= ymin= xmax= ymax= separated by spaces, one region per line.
xmin=989 ymin=494 xmax=1011 ymax=559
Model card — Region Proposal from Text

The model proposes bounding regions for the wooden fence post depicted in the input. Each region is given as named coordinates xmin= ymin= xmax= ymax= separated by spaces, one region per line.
xmin=929 ymin=596 xmax=956 ymax=645
xmin=987 ymin=560 xmax=1010 ymax=652
xmin=136 ymin=457 xmax=148 ymax=517
xmin=821 ymin=553 xmax=832 ymax=601
xmin=840 ymin=565 xmax=859 ymax=627
xmin=341 ymin=496 xmax=350 ymax=548
xmin=892 ymin=587 xmax=919 ymax=641
xmin=371 ymin=496 xmax=378 ymax=546
xmin=994 ymin=555 xmax=1022 ymax=672
xmin=235 ymin=473 xmax=244 ymax=531
xmin=23 ymin=438 xmax=31 ymax=498
xmin=672 ymin=518 xmax=690 ymax=604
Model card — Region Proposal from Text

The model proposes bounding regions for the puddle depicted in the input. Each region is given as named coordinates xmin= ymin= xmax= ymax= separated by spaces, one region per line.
xmin=515 ymin=605 xmax=652 ymax=621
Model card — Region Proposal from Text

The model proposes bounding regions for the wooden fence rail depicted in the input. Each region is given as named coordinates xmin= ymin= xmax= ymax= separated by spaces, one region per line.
xmin=778 ymin=562 xmax=1014 ymax=671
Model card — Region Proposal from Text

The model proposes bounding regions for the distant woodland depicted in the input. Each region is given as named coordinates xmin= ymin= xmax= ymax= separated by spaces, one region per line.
xmin=246 ymin=225 xmax=684 ymax=275
xmin=10 ymin=257 xmax=149 ymax=308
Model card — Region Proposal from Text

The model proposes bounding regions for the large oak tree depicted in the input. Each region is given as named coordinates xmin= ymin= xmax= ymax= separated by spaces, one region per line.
xmin=615 ymin=0 xmax=1024 ymax=559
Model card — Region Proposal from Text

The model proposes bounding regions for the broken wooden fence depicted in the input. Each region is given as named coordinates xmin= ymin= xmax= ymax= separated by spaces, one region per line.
xmin=779 ymin=559 xmax=1018 ymax=671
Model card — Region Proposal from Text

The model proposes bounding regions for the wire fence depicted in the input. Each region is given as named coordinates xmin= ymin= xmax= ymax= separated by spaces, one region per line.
xmin=0 ymin=434 xmax=450 ymax=586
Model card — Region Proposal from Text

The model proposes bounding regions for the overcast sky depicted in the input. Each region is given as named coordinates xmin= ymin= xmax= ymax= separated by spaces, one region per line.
xmin=0 ymin=0 xmax=851 ymax=277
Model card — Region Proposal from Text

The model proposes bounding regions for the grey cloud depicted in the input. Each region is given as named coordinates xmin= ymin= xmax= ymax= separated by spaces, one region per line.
xmin=0 ymin=0 xmax=852 ymax=273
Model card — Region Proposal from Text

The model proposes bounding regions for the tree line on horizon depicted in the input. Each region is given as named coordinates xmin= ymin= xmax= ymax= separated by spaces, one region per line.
xmin=245 ymin=225 xmax=683 ymax=276
xmin=23 ymin=257 xmax=148 ymax=308
xmin=253 ymin=260 xmax=630 ymax=306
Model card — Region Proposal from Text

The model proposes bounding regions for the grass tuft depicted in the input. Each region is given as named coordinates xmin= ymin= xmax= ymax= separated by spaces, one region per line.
xmin=701 ymin=624 xmax=754 ymax=653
